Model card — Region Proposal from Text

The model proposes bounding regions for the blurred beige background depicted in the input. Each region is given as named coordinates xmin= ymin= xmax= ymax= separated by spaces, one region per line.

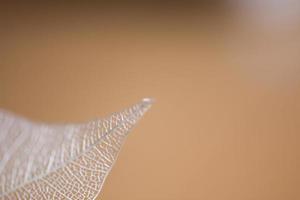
xmin=0 ymin=2 xmax=299 ymax=200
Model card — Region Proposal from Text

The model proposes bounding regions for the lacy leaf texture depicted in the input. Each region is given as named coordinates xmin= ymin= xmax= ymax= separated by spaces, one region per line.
xmin=0 ymin=98 xmax=153 ymax=200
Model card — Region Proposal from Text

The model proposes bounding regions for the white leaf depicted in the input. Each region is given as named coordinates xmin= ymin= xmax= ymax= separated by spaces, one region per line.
xmin=0 ymin=98 xmax=153 ymax=199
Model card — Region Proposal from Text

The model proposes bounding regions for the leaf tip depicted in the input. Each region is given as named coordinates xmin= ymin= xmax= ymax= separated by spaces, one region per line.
xmin=142 ymin=97 xmax=155 ymax=105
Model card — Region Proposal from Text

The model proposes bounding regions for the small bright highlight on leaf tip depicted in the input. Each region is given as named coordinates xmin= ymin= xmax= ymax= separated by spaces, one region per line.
xmin=142 ymin=98 xmax=155 ymax=104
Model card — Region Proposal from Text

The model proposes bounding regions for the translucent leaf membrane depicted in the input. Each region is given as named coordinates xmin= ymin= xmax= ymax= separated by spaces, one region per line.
xmin=0 ymin=98 xmax=153 ymax=200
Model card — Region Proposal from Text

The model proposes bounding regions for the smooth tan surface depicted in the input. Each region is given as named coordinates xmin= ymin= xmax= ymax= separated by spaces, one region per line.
xmin=1 ymin=4 xmax=300 ymax=200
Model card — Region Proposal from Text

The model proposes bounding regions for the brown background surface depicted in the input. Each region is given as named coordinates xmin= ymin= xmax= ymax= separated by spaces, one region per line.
xmin=0 ymin=2 xmax=300 ymax=200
